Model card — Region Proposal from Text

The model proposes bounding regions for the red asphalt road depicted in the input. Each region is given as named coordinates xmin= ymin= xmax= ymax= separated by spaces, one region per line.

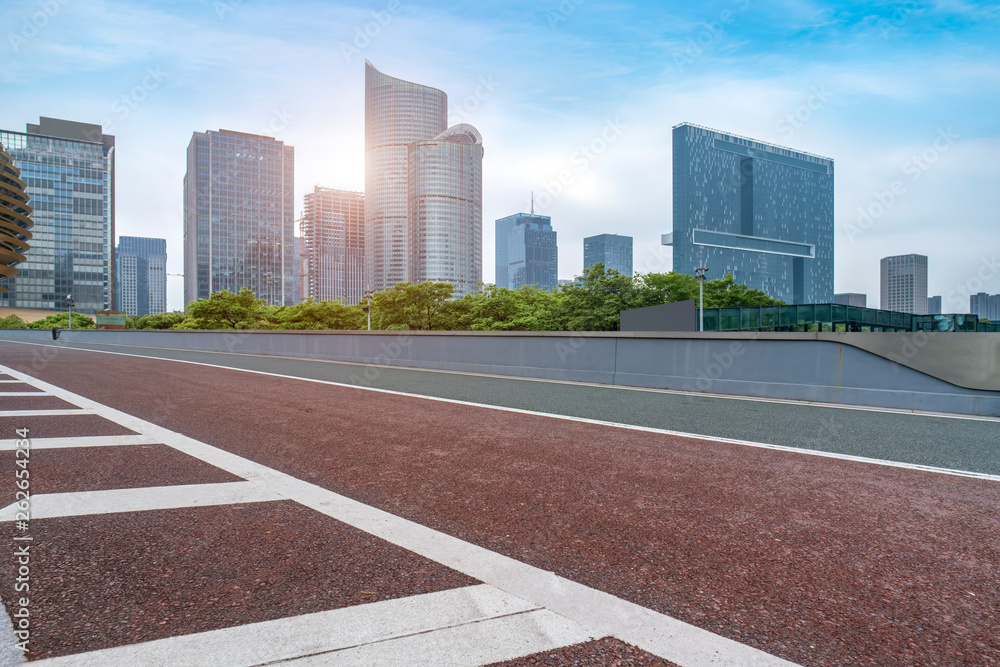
xmin=1 ymin=341 xmax=999 ymax=666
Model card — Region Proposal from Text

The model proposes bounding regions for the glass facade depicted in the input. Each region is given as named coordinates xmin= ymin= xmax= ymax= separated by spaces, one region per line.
xmin=116 ymin=236 xmax=166 ymax=316
xmin=698 ymin=303 xmax=995 ymax=333
xmin=495 ymin=213 xmax=557 ymax=290
xmin=301 ymin=187 xmax=365 ymax=304
xmin=183 ymin=129 xmax=295 ymax=307
xmin=669 ymin=123 xmax=834 ymax=304
xmin=880 ymin=254 xmax=928 ymax=314
xmin=0 ymin=118 xmax=114 ymax=312
xmin=584 ymin=233 xmax=633 ymax=276
xmin=407 ymin=125 xmax=483 ymax=298
xmin=365 ymin=60 xmax=447 ymax=292
xmin=0 ymin=142 xmax=33 ymax=293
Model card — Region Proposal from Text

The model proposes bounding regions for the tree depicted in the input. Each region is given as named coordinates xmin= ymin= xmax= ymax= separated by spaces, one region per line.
xmin=128 ymin=311 xmax=188 ymax=330
xmin=370 ymin=282 xmax=455 ymax=330
xmin=0 ymin=314 xmax=27 ymax=329
xmin=701 ymin=274 xmax=784 ymax=307
xmin=452 ymin=285 xmax=565 ymax=331
xmin=25 ymin=312 xmax=95 ymax=329
xmin=186 ymin=289 xmax=268 ymax=329
xmin=271 ymin=298 xmax=364 ymax=330
xmin=557 ymin=263 xmax=640 ymax=331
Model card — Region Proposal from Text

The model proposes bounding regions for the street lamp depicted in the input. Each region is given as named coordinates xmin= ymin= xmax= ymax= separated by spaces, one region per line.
xmin=362 ymin=290 xmax=373 ymax=331
xmin=66 ymin=294 xmax=75 ymax=330
xmin=693 ymin=267 xmax=708 ymax=332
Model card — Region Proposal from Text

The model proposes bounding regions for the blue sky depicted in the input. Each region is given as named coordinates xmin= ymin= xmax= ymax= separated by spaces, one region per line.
xmin=3 ymin=0 xmax=999 ymax=311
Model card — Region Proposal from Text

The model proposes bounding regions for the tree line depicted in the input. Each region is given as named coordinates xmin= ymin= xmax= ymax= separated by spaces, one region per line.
xmin=122 ymin=265 xmax=783 ymax=331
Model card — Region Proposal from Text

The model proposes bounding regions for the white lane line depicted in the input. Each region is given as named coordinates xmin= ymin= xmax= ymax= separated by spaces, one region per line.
xmin=0 ymin=409 xmax=92 ymax=417
xmin=0 ymin=482 xmax=275 ymax=521
xmin=285 ymin=609 xmax=592 ymax=667
xmin=0 ymin=391 xmax=47 ymax=396
xmin=4 ymin=349 xmax=996 ymax=483
xmin=29 ymin=585 xmax=580 ymax=667
xmin=0 ymin=435 xmax=159 ymax=451
xmin=7 ymin=336 xmax=999 ymax=423
xmin=0 ymin=364 xmax=798 ymax=667
xmin=0 ymin=380 xmax=25 ymax=383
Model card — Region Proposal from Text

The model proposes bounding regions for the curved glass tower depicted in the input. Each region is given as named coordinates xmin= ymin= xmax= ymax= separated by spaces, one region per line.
xmin=365 ymin=60 xmax=447 ymax=292
xmin=408 ymin=124 xmax=483 ymax=297
xmin=0 ymin=143 xmax=33 ymax=294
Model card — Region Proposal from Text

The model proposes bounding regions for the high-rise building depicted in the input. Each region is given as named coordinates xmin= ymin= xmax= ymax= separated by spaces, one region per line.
xmin=408 ymin=125 xmax=483 ymax=297
xmin=971 ymin=292 xmax=1000 ymax=320
xmin=664 ymin=123 xmax=834 ymax=304
xmin=365 ymin=61 xmax=447 ymax=292
xmin=0 ymin=142 xmax=33 ymax=294
xmin=116 ymin=236 xmax=166 ymax=317
xmin=183 ymin=129 xmax=295 ymax=306
xmin=365 ymin=61 xmax=483 ymax=296
xmin=300 ymin=187 xmax=365 ymax=304
xmin=0 ymin=117 xmax=115 ymax=312
xmin=834 ymin=293 xmax=867 ymax=308
xmin=927 ymin=295 xmax=942 ymax=315
xmin=495 ymin=213 xmax=557 ymax=291
xmin=880 ymin=254 xmax=928 ymax=314
xmin=879 ymin=255 xmax=927 ymax=315
xmin=584 ymin=234 xmax=633 ymax=276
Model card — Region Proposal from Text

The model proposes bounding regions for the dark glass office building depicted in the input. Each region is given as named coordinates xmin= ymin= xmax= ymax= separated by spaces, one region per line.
xmin=495 ymin=213 xmax=557 ymax=290
xmin=584 ymin=233 xmax=632 ymax=276
xmin=116 ymin=236 xmax=166 ymax=316
xmin=665 ymin=123 xmax=833 ymax=304
xmin=183 ymin=129 xmax=295 ymax=306
xmin=0 ymin=117 xmax=115 ymax=312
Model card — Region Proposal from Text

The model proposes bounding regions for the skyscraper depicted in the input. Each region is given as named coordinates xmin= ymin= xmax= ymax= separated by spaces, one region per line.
xmin=0 ymin=142 xmax=33 ymax=294
xmin=584 ymin=234 xmax=633 ymax=276
xmin=300 ymin=187 xmax=365 ymax=304
xmin=116 ymin=236 xmax=166 ymax=317
xmin=495 ymin=213 xmax=557 ymax=290
xmin=665 ymin=123 xmax=833 ymax=304
xmin=880 ymin=254 xmax=928 ymax=314
xmin=834 ymin=293 xmax=867 ymax=308
xmin=927 ymin=295 xmax=942 ymax=315
xmin=971 ymin=293 xmax=1000 ymax=320
xmin=0 ymin=117 xmax=115 ymax=312
xmin=365 ymin=60 xmax=483 ymax=296
xmin=365 ymin=60 xmax=446 ymax=292
xmin=183 ymin=129 xmax=295 ymax=306
xmin=408 ymin=125 xmax=483 ymax=297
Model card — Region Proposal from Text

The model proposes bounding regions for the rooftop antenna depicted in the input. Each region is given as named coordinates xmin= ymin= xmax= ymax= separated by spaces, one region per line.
xmin=530 ymin=191 xmax=534 ymax=216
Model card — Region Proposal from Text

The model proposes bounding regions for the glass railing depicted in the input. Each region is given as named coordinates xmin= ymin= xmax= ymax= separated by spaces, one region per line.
xmin=696 ymin=304 xmax=987 ymax=333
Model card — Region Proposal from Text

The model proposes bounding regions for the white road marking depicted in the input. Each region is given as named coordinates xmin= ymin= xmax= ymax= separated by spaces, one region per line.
xmin=29 ymin=585 xmax=586 ymax=667
xmin=1 ymin=363 xmax=800 ymax=667
xmin=0 ymin=482 xmax=278 ymax=521
xmin=3 ymin=343 xmax=995 ymax=483
xmin=0 ymin=434 xmax=159 ymax=450
xmin=11 ymin=336 xmax=1000 ymax=423
xmin=0 ymin=380 xmax=26 ymax=383
xmin=0 ymin=409 xmax=92 ymax=417
xmin=0 ymin=391 xmax=47 ymax=396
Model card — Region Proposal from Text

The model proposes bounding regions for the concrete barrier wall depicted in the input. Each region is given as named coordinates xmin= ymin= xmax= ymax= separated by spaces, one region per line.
xmin=1 ymin=329 xmax=997 ymax=416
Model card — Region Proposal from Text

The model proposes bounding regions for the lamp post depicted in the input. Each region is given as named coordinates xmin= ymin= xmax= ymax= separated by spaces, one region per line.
xmin=363 ymin=290 xmax=373 ymax=331
xmin=66 ymin=294 xmax=75 ymax=330
xmin=694 ymin=267 xmax=708 ymax=332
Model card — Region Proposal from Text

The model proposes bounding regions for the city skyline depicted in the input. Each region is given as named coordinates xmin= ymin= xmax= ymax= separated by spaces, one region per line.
xmin=3 ymin=0 xmax=997 ymax=311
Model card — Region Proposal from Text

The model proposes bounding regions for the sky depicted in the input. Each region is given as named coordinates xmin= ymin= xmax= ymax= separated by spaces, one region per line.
xmin=3 ymin=0 xmax=999 ymax=312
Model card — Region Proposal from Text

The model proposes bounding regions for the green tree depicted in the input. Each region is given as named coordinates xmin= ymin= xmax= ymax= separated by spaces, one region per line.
xmin=701 ymin=274 xmax=784 ymax=307
xmin=453 ymin=285 xmax=565 ymax=331
xmin=557 ymin=263 xmax=640 ymax=331
xmin=370 ymin=282 xmax=456 ymax=330
xmin=271 ymin=298 xmax=365 ymax=330
xmin=0 ymin=314 xmax=27 ymax=329
xmin=129 ymin=311 xmax=188 ymax=330
xmin=25 ymin=312 xmax=95 ymax=329
xmin=186 ymin=289 xmax=268 ymax=329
